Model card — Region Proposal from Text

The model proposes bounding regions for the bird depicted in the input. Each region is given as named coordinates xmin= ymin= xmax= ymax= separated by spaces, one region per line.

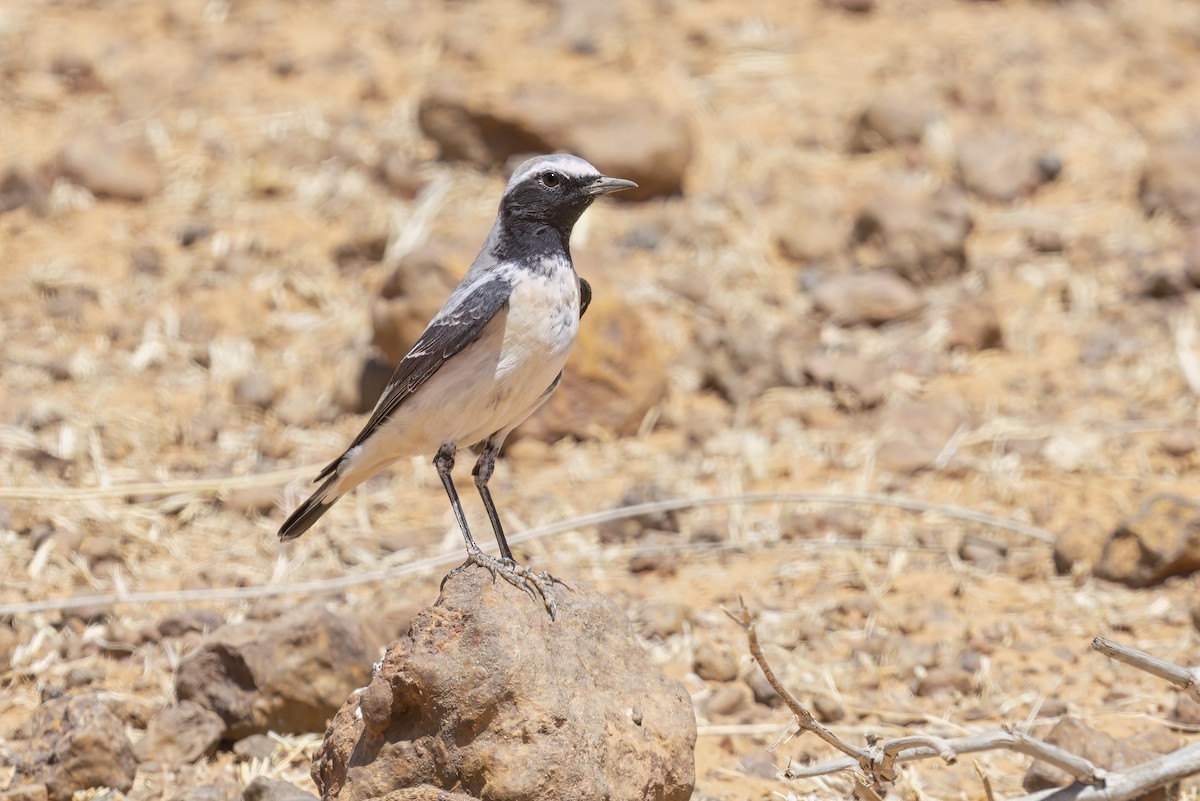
xmin=278 ymin=153 xmax=637 ymax=619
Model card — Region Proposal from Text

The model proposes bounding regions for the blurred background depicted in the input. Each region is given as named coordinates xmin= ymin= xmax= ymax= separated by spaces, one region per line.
xmin=2 ymin=0 xmax=1200 ymax=798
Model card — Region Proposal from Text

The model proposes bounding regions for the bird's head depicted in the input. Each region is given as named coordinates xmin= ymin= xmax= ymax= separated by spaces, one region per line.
xmin=499 ymin=154 xmax=637 ymax=231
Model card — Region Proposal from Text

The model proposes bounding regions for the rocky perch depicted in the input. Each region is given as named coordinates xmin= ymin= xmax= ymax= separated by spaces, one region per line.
xmin=313 ymin=567 xmax=696 ymax=801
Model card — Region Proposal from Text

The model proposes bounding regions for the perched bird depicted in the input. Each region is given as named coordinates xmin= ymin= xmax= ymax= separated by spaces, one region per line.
xmin=279 ymin=154 xmax=636 ymax=618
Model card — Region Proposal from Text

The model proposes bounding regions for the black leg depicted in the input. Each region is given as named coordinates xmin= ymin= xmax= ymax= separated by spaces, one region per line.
xmin=472 ymin=437 xmax=514 ymax=562
xmin=434 ymin=443 xmax=482 ymax=554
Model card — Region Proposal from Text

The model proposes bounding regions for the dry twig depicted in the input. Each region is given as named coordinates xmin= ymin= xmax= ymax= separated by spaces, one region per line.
xmin=728 ymin=603 xmax=1200 ymax=800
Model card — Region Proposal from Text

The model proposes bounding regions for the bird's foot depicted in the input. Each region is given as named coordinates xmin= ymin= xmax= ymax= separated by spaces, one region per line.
xmin=444 ymin=550 xmax=563 ymax=621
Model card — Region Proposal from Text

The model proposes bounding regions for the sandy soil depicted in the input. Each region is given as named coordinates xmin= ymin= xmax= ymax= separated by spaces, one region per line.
xmin=2 ymin=0 xmax=1200 ymax=799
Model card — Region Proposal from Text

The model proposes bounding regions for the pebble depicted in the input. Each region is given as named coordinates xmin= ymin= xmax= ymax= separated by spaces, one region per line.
xmin=693 ymin=642 xmax=739 ymax=683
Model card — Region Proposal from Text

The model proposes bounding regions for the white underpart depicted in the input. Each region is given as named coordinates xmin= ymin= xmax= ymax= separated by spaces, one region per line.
xmin=328 ymin=262 xmax=581 ymax=496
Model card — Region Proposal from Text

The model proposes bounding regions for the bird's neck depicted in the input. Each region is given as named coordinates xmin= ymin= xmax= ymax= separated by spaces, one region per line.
xmin=489 ymin=214 xmax=574 ymax=269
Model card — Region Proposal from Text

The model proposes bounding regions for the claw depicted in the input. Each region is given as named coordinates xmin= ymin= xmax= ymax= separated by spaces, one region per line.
xmin=452 ymin=550 xmax=561 ymax=621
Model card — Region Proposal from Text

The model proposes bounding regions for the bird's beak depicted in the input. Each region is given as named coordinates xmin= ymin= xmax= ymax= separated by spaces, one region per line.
xmin=584 ymin=176 xmax=638 ymax=196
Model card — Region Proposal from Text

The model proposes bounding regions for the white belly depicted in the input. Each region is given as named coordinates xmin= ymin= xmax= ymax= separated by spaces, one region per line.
xmin=347 ymin=269 xmax=580 ymax=477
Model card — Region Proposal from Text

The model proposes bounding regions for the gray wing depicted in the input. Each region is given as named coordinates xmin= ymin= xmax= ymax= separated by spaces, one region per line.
xmin=315 ymin=275 xmax=513 ymax=482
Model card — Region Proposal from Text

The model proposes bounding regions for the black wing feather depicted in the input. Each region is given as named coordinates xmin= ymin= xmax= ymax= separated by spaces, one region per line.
xmin=579 ymin=276 xmax=592 ymax=319
xmin=314 ymin=276 xmax=513 ymax=483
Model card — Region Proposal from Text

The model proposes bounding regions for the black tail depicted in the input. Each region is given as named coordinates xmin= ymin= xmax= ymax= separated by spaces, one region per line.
xmin=278 ymin=475 xmax=340 ymax=541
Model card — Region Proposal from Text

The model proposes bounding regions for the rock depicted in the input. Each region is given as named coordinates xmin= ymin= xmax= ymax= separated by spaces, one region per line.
xmin=57 ymin=130 xmax=162 ymax=201
xmin=233 ymin=373 xmax=278 ymax=410
xmin=174 ymin=603 xmax=387 ymax=740
xmin=744 ymin=668 xmax=782 ymax=707
xmin=772 ymin=195 xmax=847 ymax=263
xmin=852 ymin=178 xmax=973 ymax=285
xmin=700 ymin=682 xmax=752 ymax=719
xmin=242 ymin=777 xmax=317 ymax=801
xmin=1053 ymin=519 xmax=1108 ymax=575
xmin=417 ymin=85 xmax=691 ymax=199
xmin=0 ymin=166 xmax=46 ymax=215
xmin=812 ymin=696 xmax=845 ymax=723
xmin=7 ymin=694 xmax=138 ymax=801
xmin=232 ymin=733 xmax=276 ymax=762
xmin=694 ymin=641 xmax=739 ymax=682
xmin=1023 ymin=717 xmax=1179 ymax=799
xmin=1095 ymin=494 xmax=1200 ymax=587
xmin=133 ymin=700 xmax=224 ymax=765
xmin=1161 ymin=428 xmax=1197 ymax=457
xmin=945 ymin=296 xmax=1003 ymax=351
xmin=1139 ymin=132 xmax=1200 ymax=224
xmin=1172 ymin=692 xmax=1200 ymax=726
xmin=1028 ymin=227 xmax=1064 ymax=254
xmin=874 ymin=397 xmax=968 ymax=475
xmin=913 ymin=665 xmax=975 ymax=698
xmin=848 ymin=92 xmax=930 ymax=153
xmin=955 ymin=127 xmax=1058 ymax=201
xmin=516 ymin=292 xmax=667 ymax=441
xmin=958 ymin=537 xmax=1007 ymax=571
xmin=811 ymin=271 xmax=924 ymax=326
xmin=312 ymin=567 xmax=696 ymax=801
xmin=371 ymin=247 xmax=465 ymax=365
xmin=638 ymin=601 xmax=690 ymax=639
xmin=804 ymin=350 xmax=889 ymax=409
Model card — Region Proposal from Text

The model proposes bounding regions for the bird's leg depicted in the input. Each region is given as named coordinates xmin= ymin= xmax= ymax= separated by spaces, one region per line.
xmin=434 ymin=443 xmax=484 ymax=553
xmin=472 ymin=437 xmax=514 ymax=561
xmin=434 ymin=440 xmax=559 ymax=620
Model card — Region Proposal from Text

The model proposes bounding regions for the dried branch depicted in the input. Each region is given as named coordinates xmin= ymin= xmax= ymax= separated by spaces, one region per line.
xmin=1092 ymin=637 xmax=1200 ymax=702
xmin=730 ymin=603 xmax=1200 ymax=799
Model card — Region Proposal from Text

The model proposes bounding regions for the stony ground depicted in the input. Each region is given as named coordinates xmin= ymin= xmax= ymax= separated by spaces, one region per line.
xmin=3 ymin=0 xmax=1200 ymax=799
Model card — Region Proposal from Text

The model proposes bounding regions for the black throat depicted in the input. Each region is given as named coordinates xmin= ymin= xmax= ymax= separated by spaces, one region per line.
xmin=491 ymin=212 xmax=575 ymax=273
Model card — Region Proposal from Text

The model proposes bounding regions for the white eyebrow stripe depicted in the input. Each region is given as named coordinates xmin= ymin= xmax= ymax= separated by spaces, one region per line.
xmin=505 ymin=154 xmax=601 ymax=192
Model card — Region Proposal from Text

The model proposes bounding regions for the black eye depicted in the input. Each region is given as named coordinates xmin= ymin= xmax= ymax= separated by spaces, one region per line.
xmin=541 ymin=171 xmax=561 ymax=188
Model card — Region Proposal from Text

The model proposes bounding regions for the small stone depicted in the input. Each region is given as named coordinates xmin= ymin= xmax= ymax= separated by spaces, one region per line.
xmin=169 ymin=780 xmax=240 ymax=801
xmin=598 ymin=485 xmax=679 ymax=544
xmin=956 ymin=126 xmax=1057 ymax=201
xmin=804 ymin=351 xmax=889 ymax=409
xmin=64 ymin=662 xmax=106 ymax=689
xmin=811 ymin=271 xmax=924 ymax=326
xmin=1095 ymin=494 xmax=1200 ymax=587
xmin=1161 ymin=428 xmax=1197 ymax=457
xmin=0 ymin=166 xmax=45 ymax=215
xmin=958 ymin=537 xmax=1007 ymax=571
xmin=913 ymin=665 xmax=975 ymax=698
xmin=744 ymin=668 xmax=782 ymax=707
xmin=1028 ymin=227 xmax=1064 ymax=253
xmin=825 ymin=0 xmax=874 ymax=11
xmin=1139 ymin=269 xmax=1187 ymax=299
xmin=241 ymin=777 xmax=317 ymax=801
xmin=852 ymin=177 xmax=972 ymax=285
xmin=133 ymin=701 xmax=225 ymax=765
xmin=233 ymin=373 xmax=278 ymax=410
xmin=1140 ymin=131 xmax=1200 ymax=224
xmin=177 ymin=222 xmax=212 ymax=248
xmin=57 ymin=130 xmax=162 ymax=201
xmin=701 ymin=682 xmax=753 ymax=719
xmin=1171 ymin=692 xmax=1200 ymax=726
xmin=693 ymin=642 xmax=738 ymax=683
xmin=848 ymin=92 xmax=929 ymax=153
xmin=8 ymin=694 xmax=138 ymax=801
xmin=232 ymin=733 xmax=277 ymax=762
xmin=1053 ymin=519 xmax=1108 ymax=576
xmin=946 ymin=296 xmax=1003 ymax=351
xmin=874 ymin=397 xmax=969 ymax=476
xmin=812 ymin=696 xmax=845 ymax=723
xmin=628 ymin=548 xmax=674 ymax=575
xmin=638 ymin=601 xmax=689 ymax=639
